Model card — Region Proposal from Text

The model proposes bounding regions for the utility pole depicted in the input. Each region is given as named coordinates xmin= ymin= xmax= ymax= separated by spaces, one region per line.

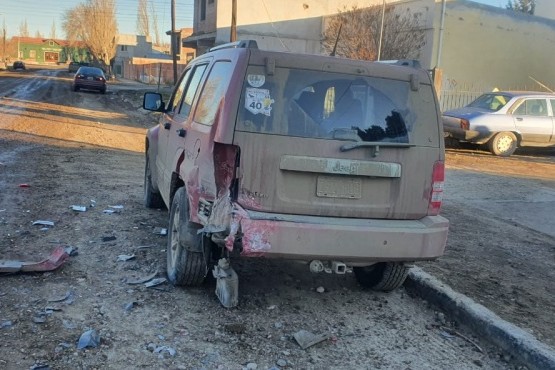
xmin=377 ymin=0 xmax=386 ymax=61
xmin=171 ymin=0 xmax=178 ymax=84
xmin=1 ymin=14 xmax=5 ymax=62
xmin=230 ymin=0 xmax=237 ymax=42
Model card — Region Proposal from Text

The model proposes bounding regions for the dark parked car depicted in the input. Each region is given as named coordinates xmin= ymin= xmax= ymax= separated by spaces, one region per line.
xmin=69 ymin=61 xmax=90 ymax=73
xmin=72 ymin=66 xmax=107 ymax=94
xmin=13 ymin=61 xmax=26 ymax=70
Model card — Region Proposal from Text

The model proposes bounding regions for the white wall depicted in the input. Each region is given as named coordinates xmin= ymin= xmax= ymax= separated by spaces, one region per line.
xmin=535 ymin=0 xmax=555 ymax=20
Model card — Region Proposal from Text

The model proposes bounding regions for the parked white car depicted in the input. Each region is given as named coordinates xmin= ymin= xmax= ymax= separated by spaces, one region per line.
xmin=443 ymin=91 xmax=555 ymax=156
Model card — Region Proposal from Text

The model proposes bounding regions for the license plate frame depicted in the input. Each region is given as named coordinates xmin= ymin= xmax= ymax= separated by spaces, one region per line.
xmin=316 ymin=175 xmax=362 ymax=199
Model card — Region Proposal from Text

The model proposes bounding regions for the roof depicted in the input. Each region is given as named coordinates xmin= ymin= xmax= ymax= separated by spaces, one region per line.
xmin=12 ymin=36 xmax=86 ymax=48
xmin=488 ymin=91 xmax=555 ymax=97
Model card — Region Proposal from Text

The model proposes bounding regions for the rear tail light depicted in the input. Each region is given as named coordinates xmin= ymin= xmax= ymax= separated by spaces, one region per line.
xmin=460 ymin=119 xmax=470 ymax=130
xmin=428 ymin=161 xmax=444 ymax=216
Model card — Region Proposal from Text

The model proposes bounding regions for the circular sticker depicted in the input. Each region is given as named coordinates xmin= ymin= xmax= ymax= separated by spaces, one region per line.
xmin=247 ymin=74 xmax=265 ymax=88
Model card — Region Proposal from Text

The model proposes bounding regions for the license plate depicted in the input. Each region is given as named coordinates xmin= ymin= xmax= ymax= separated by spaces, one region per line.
xmin=317 ymin=175 xmax=361 ymax=199
xmin=87 ymin=77 xmax=93 ymax=80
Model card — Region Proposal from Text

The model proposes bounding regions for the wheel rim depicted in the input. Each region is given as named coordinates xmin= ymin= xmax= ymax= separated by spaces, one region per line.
xmin=168 ymin=203 xmax=180 ymax=272
xmin=496 ymin=135 xmax=514 ymax=153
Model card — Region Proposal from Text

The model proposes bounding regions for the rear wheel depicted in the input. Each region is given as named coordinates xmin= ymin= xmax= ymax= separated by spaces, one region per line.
xmin=73 ymin=85 xmax=79 ymax=92
xmin=167 ymin=187 xmax=208 ymax=286
xmin=488 ymin=132 xmax=517 ymax=157
xmin=354 ymin=262 xmax=410 ymax=291
xmin=144 ymin=152 xmax=164 ymax=208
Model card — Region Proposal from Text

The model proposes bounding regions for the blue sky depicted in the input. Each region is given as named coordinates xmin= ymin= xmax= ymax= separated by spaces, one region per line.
xmin=1 ymin=0 xmax=194 ymax=40
xmin=0 ymin=0 xmax=506 ymax=40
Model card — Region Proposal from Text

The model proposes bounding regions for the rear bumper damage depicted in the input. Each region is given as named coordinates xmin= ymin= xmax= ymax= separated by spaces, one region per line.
xmin=226 ymin=203 xmax=449 ymax=262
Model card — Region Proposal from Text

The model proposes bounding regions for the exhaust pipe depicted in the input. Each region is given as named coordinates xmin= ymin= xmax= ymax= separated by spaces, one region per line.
xmin=309 ymin=260 xmax=351 ymax=274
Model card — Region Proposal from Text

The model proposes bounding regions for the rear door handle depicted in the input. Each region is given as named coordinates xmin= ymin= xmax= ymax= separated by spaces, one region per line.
xmin=164 ymin=122 xmax=171 ymax=129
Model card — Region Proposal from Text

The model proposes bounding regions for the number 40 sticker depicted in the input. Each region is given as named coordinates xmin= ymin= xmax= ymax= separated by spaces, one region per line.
xmin=245 ymin=87 xmax=274 ymax=117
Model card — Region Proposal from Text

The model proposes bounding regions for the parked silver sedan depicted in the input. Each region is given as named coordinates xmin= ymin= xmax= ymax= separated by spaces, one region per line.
xmin=443 ymin=91 xmax=555 ymax=156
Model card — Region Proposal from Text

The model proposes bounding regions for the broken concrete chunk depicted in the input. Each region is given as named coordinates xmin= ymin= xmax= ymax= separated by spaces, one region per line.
xmin=0 ymin=246 xmax=69 ymax=273
xmin=70 ymin=205 xmax=87 ymax=212
xmin=293 ymin=330 xmax=330 ymax=349
xmin=116 ymin=254 xmax=135 ymax=262
xmin=124 ymin=271 xmax=158 ymax=285
xmin=101 ymin=236 xmax=117 ymax=242
xmin=154 ymin=345 xmax=176 ymax=356
xmin=77 ymin=329 xmax=100 ymax=349
xmin=145 ymin=278 xmax=167 ymax=288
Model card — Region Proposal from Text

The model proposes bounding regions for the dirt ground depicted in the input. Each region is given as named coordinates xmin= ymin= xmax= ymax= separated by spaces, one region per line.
xmin=0 ymin=66 xmax=552 ymax=369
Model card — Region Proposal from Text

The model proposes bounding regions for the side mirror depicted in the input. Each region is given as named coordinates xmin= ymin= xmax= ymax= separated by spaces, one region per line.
xmin=143 ymin=92 xmax=165 ymax=112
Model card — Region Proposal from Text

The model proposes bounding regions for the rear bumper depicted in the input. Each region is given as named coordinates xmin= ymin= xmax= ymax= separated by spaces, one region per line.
xmin=74 ymin=80 xmax=106 ymax=91
xmin=235 ymin=208 xmax=449 ymax=262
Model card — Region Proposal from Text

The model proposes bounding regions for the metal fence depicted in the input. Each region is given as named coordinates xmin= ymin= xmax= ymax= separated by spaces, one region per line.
xmin=121 ymin=62 xmax=187 ymax=86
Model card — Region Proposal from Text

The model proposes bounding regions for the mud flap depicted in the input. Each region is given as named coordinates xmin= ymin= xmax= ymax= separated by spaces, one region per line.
xmin=212 ymin=258 xmax=238 ymax=308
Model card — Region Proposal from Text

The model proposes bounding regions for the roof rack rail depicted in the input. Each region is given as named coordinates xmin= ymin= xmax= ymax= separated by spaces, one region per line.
xmin=377 ymin=59 xmax=422 ymax=69
xmin=209 ymin=40 xmax=258 ymax=52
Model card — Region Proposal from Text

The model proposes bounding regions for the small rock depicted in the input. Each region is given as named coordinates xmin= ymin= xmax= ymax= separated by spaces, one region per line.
xmin=246 ymin=363 xmax=258 ymax=370
xmin=276 ymin=359 xmax=287 ymax=367
xmin=274 ymin=322 xmax=283 ymax=329
xmin=281 ymin=350 xmax=290 ymax=356
xmin=316 ymin=286 xmax=325 ymax=293
xmin=435 ymin=312 xmax=446 ymax=325
xmin=473 ymin=359 xmax=483 ymax=367
xmin=146 ymin=343 xmax=156 ymax=352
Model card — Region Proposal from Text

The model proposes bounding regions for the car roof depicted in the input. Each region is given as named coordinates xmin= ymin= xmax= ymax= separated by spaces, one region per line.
xmin=77 ymin=66 xmax=104 ymax=74
xmin=488 ymin=91 xmax=555 ymax=98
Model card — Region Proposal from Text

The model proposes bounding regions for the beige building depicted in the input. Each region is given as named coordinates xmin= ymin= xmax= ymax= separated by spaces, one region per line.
xmin=184 ymin=0 xmax=555 ymax=108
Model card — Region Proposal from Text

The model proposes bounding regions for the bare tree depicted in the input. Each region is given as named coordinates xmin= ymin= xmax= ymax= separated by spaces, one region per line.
xmin=50 ymin=20 xmax=57 ymax=39
xmin=506 ymin=0 xmax=535 ymax=14
xmin=19 ymin=19 xmax=29 ymax=37
xmin=137 ymin=0 xmax=150 ymax=38
xmin=35 ymin=30 xmax=43 ymax=38
xmin=322 ymin=4 xmax=426 ymax=61
xmin=63 ymin=0 xmax=118 ymax=66
xmin=151 ymin=2 xmax=161 ymax=46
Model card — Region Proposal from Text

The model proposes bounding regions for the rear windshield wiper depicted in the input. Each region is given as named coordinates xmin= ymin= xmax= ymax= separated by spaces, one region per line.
xmin=340 ymin=141 xmax=414 ymax=154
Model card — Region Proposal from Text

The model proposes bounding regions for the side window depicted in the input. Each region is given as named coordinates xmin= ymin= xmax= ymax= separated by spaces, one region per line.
xmin=178 ymin=64 xmax=208 ymax=118
xmin=550 ymin=99 xmax=555 ymax=116
xmin=168 ymin=69 xmax=191 ymax=113
xmin=514 ymin=99 xmax=548 ymax=116
xmin=194 ymin=61 xmax=234 ymax=125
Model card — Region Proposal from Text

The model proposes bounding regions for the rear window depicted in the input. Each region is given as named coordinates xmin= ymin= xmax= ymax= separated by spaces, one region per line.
xmin=468 ymin=93 xmax=511 ymax=111
xmin=236 ymin=66 xmax=438 ymax=144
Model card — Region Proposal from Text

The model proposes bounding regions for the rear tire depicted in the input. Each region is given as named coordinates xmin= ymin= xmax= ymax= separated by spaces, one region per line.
xmin=144 ymin=152 xmax=164 ymax=208
xmin=488 ymin=132 xmax=517 ymax=157
xmin=73 ymin=85 xmax=79 ymax=92
xmin=354 ymin=262 xmax=409 ymax=291
xmin=167 ymin=187 xmax=208 ymax=286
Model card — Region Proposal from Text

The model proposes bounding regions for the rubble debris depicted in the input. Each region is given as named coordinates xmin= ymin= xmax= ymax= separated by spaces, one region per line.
xmin=18 ymin=183 xmax=30 ymax=188
xmin=116 ymin=254 xmax=135 ymax=262
xmin=48 ymin=290 xmax=74 ymax=304
xmin=0 ymin=320 xmax=13 ymax=329
xmin=29 ymin=364 xmax=50 ymax=370
xmin=154 ymin=345 xmax=176 ymax=357
xmin=103 ymin=209 xmax=116 ymax=214
xmin=64 ymin=246 xmax=79 ymax=257
xmin=316 ymin=286 xmax=325 ymax=293
xmin=0 ymin=246 xmax=70 ymax=273
xmin=70 ymin=205 xmax=87 ymax=212
xmin=90 ymin=200 xmax=96 ymax=208
xmin=77 ymin=329 xmax=100 ymax=349
xmin=123 ymin=302 xmax=138 ymax=312
xmin=109 ymin=205 xmax=124 ymax=209
xmin=293 ymin=329 xmax=330 ymax=349
xmin=101 ymin=236 xmax=117 ymax=242
xmin=154 ymin=227 xmax=168 ymax=236
xmin=32 ymin=316 xmax=47 ymax=324
xmin=124 ymin=271 xmax=158 ymax=285
xmin=145 ymin=278 xmax=167 ymax=288
xmin=32 ymin=220 xmax=54 ymax=227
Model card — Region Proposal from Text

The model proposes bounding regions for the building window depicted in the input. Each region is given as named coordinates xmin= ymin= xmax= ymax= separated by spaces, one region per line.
xmin=49 ymin=41 xmax=54 ymax=46
xmin=200 ymin=0 xmax=206 ymax=21
xmin=30 ymin=50 xmax=36 ymax=59
xmin=186 ymin=52 xmax=195 ymax=62
xmin=208 ymin=0 xmax=214 ymax=4
xmin=121 ymin=45 xmax=128 ymax=51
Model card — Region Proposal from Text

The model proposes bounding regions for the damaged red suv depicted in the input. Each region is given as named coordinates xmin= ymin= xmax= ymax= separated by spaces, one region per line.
xmin=142 ymin=40 xmax=449 ymax=307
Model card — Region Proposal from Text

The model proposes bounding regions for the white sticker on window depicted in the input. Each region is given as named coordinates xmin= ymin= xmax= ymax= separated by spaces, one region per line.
xmin=245 ymin=88 xmax=274 ymax=116
xmin=247 ymin=74 xmax=265 ymax=87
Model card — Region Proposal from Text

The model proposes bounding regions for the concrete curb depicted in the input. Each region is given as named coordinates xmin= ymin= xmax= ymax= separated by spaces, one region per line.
xmin=406 ymin=267 xmax=555 ymax=370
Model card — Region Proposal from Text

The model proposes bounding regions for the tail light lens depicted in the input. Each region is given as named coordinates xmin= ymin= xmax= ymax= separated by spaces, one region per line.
xmin=428 ymin=161 xmax=444 ymax=216
xmin=460 ymin=119 xmax=470 ymax=130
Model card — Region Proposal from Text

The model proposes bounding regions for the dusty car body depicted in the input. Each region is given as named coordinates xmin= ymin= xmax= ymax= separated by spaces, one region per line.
xmin=12 ymin=61 xmax=26 ymax=70
xmin=143 ymin=41 xmax=449 ymax=307
xmin=443 ymin=91 xmax=555 ymax=156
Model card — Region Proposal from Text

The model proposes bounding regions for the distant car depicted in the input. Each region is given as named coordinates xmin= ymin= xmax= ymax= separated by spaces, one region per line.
xmin=68 ymin=62 xmax=80 ymax=73
xmin=13 ymin=61 xmax=26 ymax=70
xmin=72 ymin=66 xmax=107 ymax=94
xmin=443 ymin=91 xmax=555 ymax=156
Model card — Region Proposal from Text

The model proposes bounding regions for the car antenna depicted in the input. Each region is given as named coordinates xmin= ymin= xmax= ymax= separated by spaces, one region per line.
xmin=330 ymin=23 xmax=343 ymax=57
